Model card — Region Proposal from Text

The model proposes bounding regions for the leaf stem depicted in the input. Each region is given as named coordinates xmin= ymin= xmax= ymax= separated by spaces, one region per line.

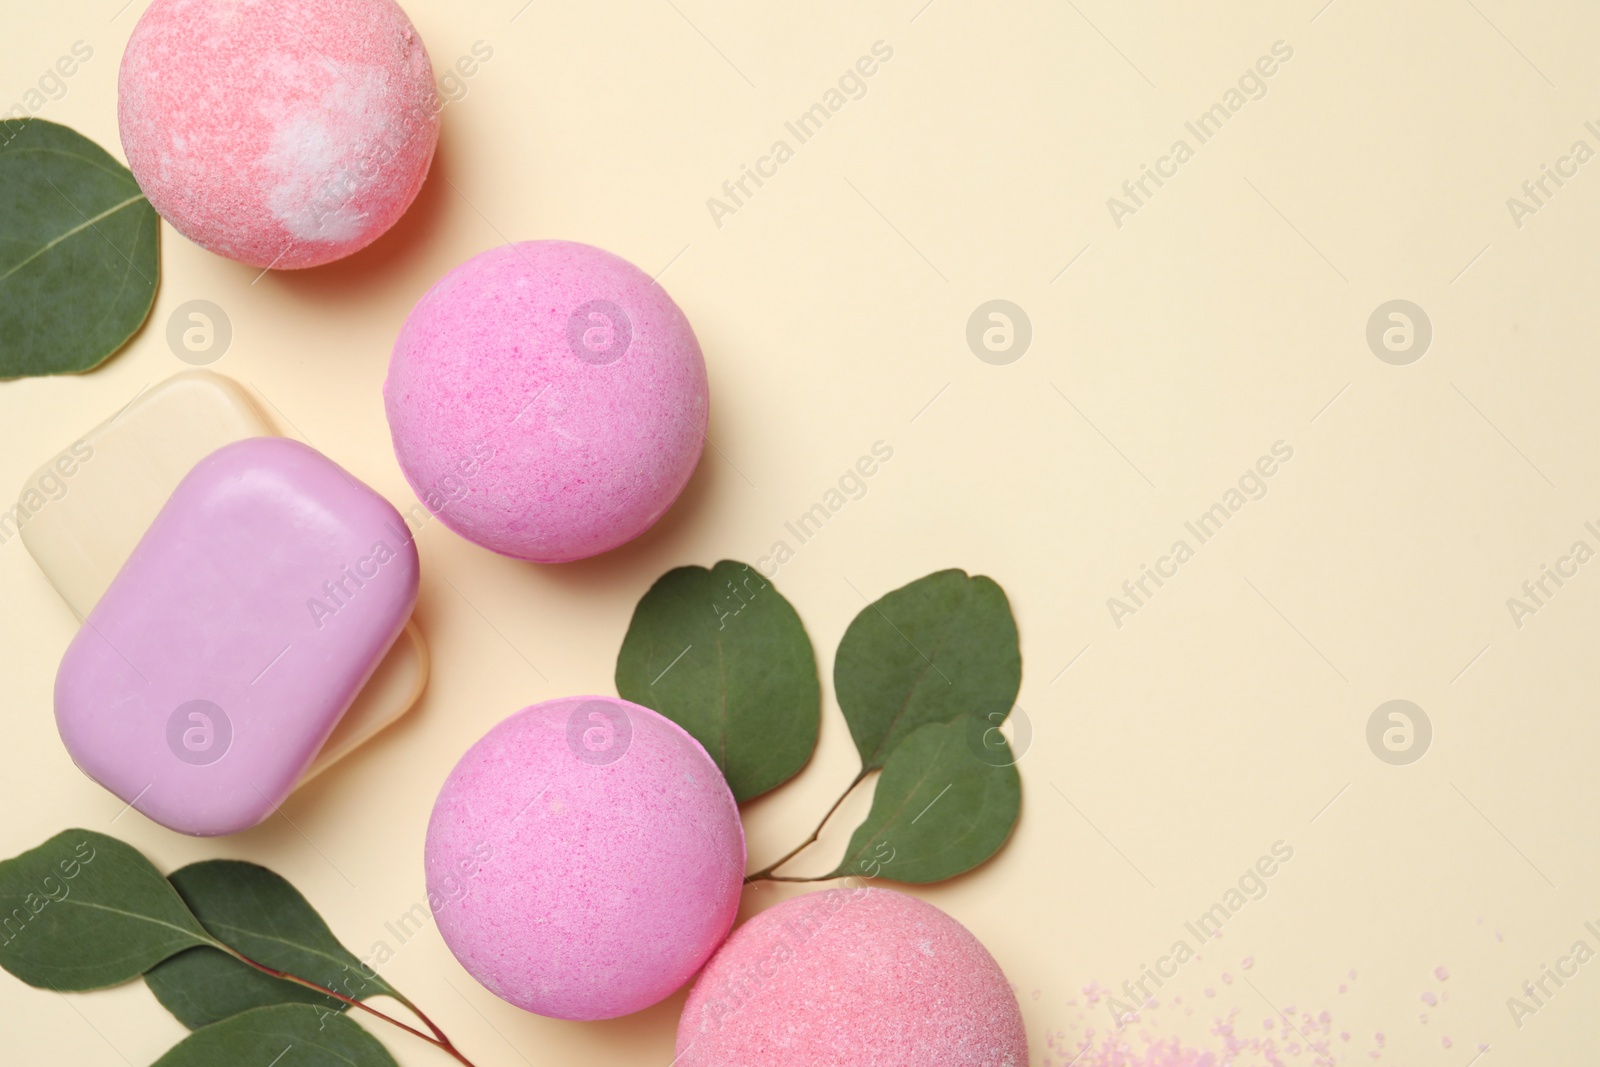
xmin=391 ymin=993 xmax=455 ymax=1051
xmin=744 ymin=768 xmax=869 ymax=883
xmin=211 ymin=942 xmax=477 ymax=1066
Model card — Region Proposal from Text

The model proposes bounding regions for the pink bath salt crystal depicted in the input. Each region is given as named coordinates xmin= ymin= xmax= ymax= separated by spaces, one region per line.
xmin=676 ymin=888 xmax=1028 ymax=1066
xmin=425 ymin=696 xmax=744 ymax=1020
xmin=1420 ymin=1014 xmax=1428 ymax=1023
xmin=1341 ymin=1031 xmax=1351 ymax=1041
xmin=119 ymin=0 xmax=438 ymax=269
xmin=1204 ymin=988 xmax=1215 ymax=998
xmin=1241 ymin=956 xmax=1254 ymax=970
xmin=1221 ymin=972 xmax=1233 ymax=984
xmin=1338 ymin=984 xmax=1347 ymax=993
xmin=1422 ymin=991 xmax=1437 ymax=1005
xmin=1442 ymin=1036 xmax=1453 ymax=1048
xmin=385 ymin=240 xmax=710 ymax=562
xmin=1435 ymin=966 xmax=1450 ymax=981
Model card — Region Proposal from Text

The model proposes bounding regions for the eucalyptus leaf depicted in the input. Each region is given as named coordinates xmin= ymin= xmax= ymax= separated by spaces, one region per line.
xmin=0 ymin=829 xmax=211 ymax=990
xmin=616 ymin=560 xmax=820 ymax=801
xmin=151 ymin=1003 xmax=397 ymax=1067
xmin=148 ymin=946 xmax=342 ymax=1030
xmin=146 ymin=860 xmax=397 ymax=1029
xmin=831 ymin=719 xmax=1021 ymax=883
xmin=0 ymin=118 xmax=160 ymax=379
xmin=834 ymin=569 xmax=1021 ymax=770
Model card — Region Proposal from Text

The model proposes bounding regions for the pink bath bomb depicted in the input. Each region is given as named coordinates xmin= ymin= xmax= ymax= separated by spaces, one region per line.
xmin=677 ymin=888 xmax=1028 ymax=1066
xmin=119 ymin=0 xmax=439 ymax=269
xmin=424 ymin=696 xmax=744 ymax=1020
xmin=384 ymin=241 xmax=709 ymax=562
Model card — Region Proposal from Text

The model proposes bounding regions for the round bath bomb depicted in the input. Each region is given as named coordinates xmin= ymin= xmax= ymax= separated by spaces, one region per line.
xmin=676 ymin=888 xmax=1028 ymax=1066
xmin=384 ymin=240 xmax=709 ymax=562
xmin=119 ymin=0 xmax=439 ymax=269
xmin=424 ymin=695 xmax=744 ymax=1020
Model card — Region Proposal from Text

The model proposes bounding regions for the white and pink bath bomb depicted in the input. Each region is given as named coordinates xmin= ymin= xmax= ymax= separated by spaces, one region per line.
xmin=676 ymin=888 xmax=1028 ymax=1066
xmin=385 ymin=240 xmax=710 ymax=562
xmin=424 ymin=696 xmax=744 ymax=1020
xmin=118 ymin=0 xmax=439 ymax=269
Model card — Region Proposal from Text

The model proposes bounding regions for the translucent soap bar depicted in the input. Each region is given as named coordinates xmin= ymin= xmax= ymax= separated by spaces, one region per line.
xmin=54 ymin=437 xmax=420 ymax=836
xmin=18 ymin=371 xmax=427 ymax=790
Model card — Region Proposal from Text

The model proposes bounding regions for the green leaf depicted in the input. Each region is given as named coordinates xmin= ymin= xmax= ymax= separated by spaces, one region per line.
xmin=148 ymin=947 xmax=343 ymax=1030
xmin=146 ymin=861 xmax=399 ymax=1029
xmin=617 ymin=560 xmax=820 ymax=802
xmin=0 ymin=829 xmax=211 ymax=990
xmin=0 ymin=118 xmax=160 ymax=379
xmin=152 ymin=1003 xmax=397 ymax=1067
xmin=834 ymin=569 xmax=1021 ymax=770
xmin=830 ymin=719 xmax=1021 ymax=883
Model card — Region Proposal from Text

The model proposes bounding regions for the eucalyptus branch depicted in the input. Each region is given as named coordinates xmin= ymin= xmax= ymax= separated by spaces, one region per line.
xmin=745 ymin=768 xmax=869 ymax=883
xmin=214 ymin=943 xmax=478 ymax=1067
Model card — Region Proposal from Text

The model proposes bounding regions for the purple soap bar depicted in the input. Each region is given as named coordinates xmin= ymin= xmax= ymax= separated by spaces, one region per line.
xmin=54 ymin=438 xmax=419 ymax=836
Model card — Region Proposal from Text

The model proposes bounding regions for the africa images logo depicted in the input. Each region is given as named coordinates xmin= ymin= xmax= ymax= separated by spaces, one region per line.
xmin=567 ymin=300 xmax=631 ymax=365
xmin=566 ymin=700 xmax=632 ymax=766
xmin=165 ymin=700 xmax=232 ymax=766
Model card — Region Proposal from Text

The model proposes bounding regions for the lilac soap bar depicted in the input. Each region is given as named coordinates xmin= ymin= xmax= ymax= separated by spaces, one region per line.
xmin=54 ymin=438 xmax=419 ymax=836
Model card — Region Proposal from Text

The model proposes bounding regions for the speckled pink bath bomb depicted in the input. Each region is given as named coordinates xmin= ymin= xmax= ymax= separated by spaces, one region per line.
xmin=677 ymin=888 xmax=1028 ymax=1066
xmin=384 ymin=240 xmax=709 ymax=562
xmin=424 ymin=695 xmax=744 ymax=1020
xmin=119 ymin=0 xmax=439 ymax=269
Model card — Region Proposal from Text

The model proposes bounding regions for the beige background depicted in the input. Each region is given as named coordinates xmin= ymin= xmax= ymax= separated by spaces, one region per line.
xmin=4 ymin=0 xmax=1599 ymax=1063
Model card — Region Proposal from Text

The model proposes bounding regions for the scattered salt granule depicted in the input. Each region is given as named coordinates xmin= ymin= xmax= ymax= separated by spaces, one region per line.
xmin=1045 ymin=979 xmax=1382 ymax=1066
xmin=1422 ymin=991 xmax=1437 ymax=1006
xmin=1435 ymin=966 xmax=1450 ymax=981
xmin=1241 ymin=956 xmax=1254 ymax=970
xmin=1443 ymin=1036 xmax=1453 ymax=1048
